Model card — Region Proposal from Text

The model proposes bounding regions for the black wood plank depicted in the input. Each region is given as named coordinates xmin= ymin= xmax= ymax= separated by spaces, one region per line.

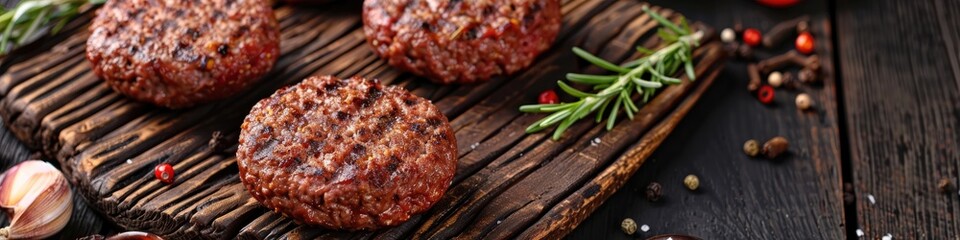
xmin=835 ymin=0 xmax=960 ymax=238
xmin=570 ymin=0 xmax=847 ymax=239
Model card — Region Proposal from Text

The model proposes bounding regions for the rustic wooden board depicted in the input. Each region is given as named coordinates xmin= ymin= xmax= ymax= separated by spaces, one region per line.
xmin=836 ymin=0 xmax=960 ymax=238
xmin=0 ymin=1 xmax=725 ymax=239
xmin=570 ymin=0 xmax=849 ymax=239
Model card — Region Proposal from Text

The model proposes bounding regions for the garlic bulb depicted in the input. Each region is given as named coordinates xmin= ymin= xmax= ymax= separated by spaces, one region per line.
xmin=0 ymin=160 xmax=73 ymax=240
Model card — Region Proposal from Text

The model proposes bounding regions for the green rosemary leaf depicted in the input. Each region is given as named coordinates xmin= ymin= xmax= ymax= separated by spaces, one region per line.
xmin=620 ymin=92 xmax=635 ymax=120
xmin=552 ymin=116 xmax=577 ymax=140
xmin=519 ymin=103 xmax=573 ymax=113
xmin=643 ymin=5 xmax=687 ymax=35
xmin=635 ymin=46 xmax=655 ymax=55
xmin=557 ymin=80 xmax=595 ymax=98
xmin=657 ymin=28 xmax=678 ymax=43
xmin=596 ymin=97 xmax=612 ymax=123
xmin=680 ymin=16 xmax=692 ymax=35
xmin=622 ymin=90 xmax=640 ymax=113
xmin=631 ymin=75 xmax=662 ymax=88
xmin=685 ymin=60 xmax=696 ymax=81
xmin=566 ymin=73 xmax=617 ymax=85
xmin=606 ymin=97 xmax=622 ymax=130
xmin=572 ymin=47 xmax=630 ymax=73
xmin=539 ymin=109 xmax=573 ymax=127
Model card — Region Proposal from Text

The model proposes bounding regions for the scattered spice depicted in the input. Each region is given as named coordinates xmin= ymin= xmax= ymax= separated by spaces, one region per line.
xmin=743 ymin=139 xmax=760 ymax=157
xmin=621 ymin=218 xmax=637 ymax=235
xmin=757 ymin=85 xmax=775 ymax=105
xmin=721 ymin=28 xmax=736 ymax=43
xmin=795 ymin=93 xmax=814 ymax=110
xmin=154 ymin=163 xmax=175 ymax=184
xmin=747 ymin=64 xmax=762 ymax=91
xmin=761 ymin=136 xmax=789 ymax=159
xmin=767 ymin=71 xmax=783 ymax=88
xmin=798 ymin=67 xmax=818 ymax=84
xmin=683 ymin=174 xmax=700 ymax=191
xmin=761 ymin=15 xmax=809 ymax=48
xmin=645 ymin=182 xmax=663 ymax=202
xmin=938 ymin=178 xmax=953 ymax=193
xmin=742 ymin=28 xmax=761 ymax=46
xmin=795 ymin=32 xmax=815 ymax=54
xmin=538 ymin=89 xmax=559 ymax=104
xmin=736 ymin=43 xmax=755 ymax=60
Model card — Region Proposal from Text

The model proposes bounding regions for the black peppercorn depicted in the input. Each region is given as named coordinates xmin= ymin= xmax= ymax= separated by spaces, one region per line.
xmin=645 ymin=182 xmax=663 ymax=202
xmin=217 ymin=44 xmax=230 ymax=56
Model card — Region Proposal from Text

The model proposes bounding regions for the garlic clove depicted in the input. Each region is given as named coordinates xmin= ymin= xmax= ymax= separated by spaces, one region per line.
xmin=0 ymin=160 xmax=73 ymax=239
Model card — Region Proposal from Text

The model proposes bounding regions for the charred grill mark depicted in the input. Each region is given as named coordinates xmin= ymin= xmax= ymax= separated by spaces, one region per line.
xmin=335 ymin=111 xmax=351 ymax=121
xmin=361 ymin=87 xmax=383 ymax=108
xmin=346 ymin=144 xmax=367 ymax=164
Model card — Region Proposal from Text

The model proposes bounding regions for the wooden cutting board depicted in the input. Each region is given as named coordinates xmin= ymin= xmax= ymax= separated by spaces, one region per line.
xmin=0 ymin=1 xmax=724 ymax=239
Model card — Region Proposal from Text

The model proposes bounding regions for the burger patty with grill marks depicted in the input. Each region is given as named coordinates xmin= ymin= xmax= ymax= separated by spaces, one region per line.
xmin=237 ymin=75 xmax=457 ymax=230
xmin=363 ymin=0 xmax=562 ymax=84
xmin=86 ymin=0 xmax=280 ymax=109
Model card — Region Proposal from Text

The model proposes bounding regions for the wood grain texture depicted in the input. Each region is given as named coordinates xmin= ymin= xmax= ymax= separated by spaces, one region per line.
xmin=570 ymin=0 xmax=847 ymax=239
xmin=0 ymin=1 xmax=725 ymax=239
xmin=836 ymin=0 xmax=960 ymax=238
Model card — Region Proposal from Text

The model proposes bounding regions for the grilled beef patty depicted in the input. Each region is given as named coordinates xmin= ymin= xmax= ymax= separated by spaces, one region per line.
xmin=237 ymin=76 xmax=457 ymax=230
xmin=363 ymin=0 xmax=562 ymax=84
xmin=86 ymin=0 xmax=280 ymax=109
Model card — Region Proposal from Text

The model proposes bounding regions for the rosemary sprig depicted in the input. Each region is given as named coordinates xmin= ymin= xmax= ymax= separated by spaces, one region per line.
xmin=0 ymin=0 xmax=104 ymax=54
xmin=520 ymin=6 xmax=703 ymax=140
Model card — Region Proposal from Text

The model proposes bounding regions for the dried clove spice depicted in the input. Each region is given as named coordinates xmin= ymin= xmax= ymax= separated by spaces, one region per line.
xmin=748 ymin=64 xmax=762 ymax=92
xmin=737 ymin=43 xmax=755 ymax=60
xmin=798 ymin=67 xmax=819 ymax=84
xmin=762 ymin=15 xmax=810 ymax=48
xmin=645 ymin=182 xmax=663 ymax=202
xmin=757 ymin=50 xmax=819 ymax=74
xmin=762 ymin=136 xmax=790 ymax=159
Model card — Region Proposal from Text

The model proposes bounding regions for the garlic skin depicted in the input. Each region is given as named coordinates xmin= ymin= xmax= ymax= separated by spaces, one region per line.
xmin=0 ymin=160 xmax=73 ymax=240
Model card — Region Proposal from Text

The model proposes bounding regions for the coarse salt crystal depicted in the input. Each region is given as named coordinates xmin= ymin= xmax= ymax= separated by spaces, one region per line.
xmin=592 ymin=137 xmax=601 ymax=146
xmin=640 ymin=224 xmax=649 ymax=232
xmin=882 ymin=233 xmax=892 ymax=240
xmin=126 ymin=159 xmax=133 ymax=164
xmin=867 ymin=194 xmax=876 ymax=204
xmin=856 ymin=229 xmax=864 ymax=237
xmin=496 ymin=220 xmax=502 ymax=224
xmin=470 ymin=142 xmax=480 ymax=149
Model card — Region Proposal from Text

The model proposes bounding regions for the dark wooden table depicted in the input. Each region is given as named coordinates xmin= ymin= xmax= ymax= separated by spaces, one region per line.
xmin=1 ymin=0 xmax=958 ymax=239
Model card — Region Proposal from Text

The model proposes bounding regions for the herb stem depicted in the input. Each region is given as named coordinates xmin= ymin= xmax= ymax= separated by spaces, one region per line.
xmin=520 ymin=6 xmax=703 ymax=140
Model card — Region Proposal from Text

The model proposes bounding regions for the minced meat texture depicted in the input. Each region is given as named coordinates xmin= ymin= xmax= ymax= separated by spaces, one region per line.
xmin=86 ymin=0 xmax=280 ymax=109
xmin=363 ymin=0 xmax=562 ymax=84
xmin=237 ymin=76 xmax=457 ymax=230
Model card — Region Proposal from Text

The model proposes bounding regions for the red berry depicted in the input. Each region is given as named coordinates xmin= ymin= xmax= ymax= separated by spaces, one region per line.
xmin=538 ymin=90 xmax=559 ymax=104
xmin=756 ymin=0 xmax=800 ymax=8
xmin=743 ymin=28 xmax=762 ymax=47
xmin=757 ymin=85 xmax=775 ymax=104
xmin=154 ymin=163 xmax=175 ymax=184
xmin=795 ymin=32 xmax=815 ymax=55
